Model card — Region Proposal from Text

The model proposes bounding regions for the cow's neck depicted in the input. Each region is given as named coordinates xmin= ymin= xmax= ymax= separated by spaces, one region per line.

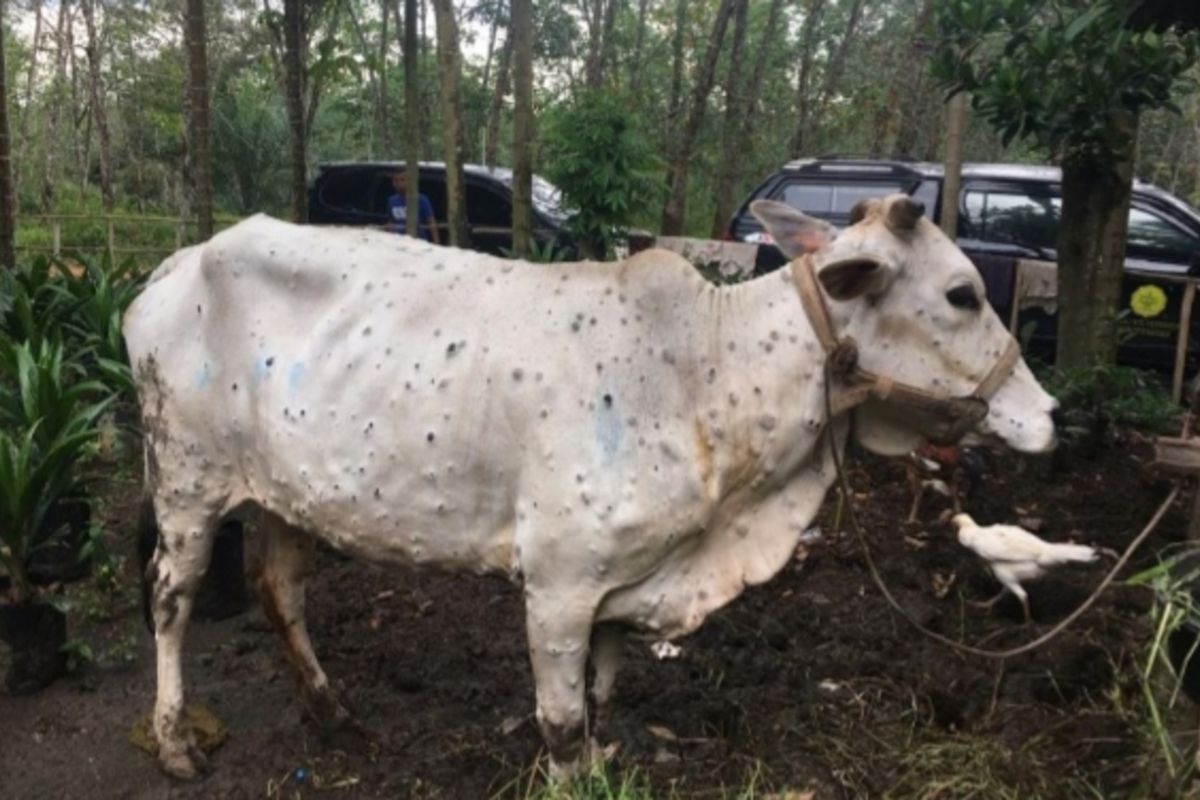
xmin=695 ymin=264 xmax=843 ymax=504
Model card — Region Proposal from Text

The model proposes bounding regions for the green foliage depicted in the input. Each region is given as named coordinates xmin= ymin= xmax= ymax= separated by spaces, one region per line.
xmin=1043 ymin=362 xmax=1180 ymax=434
xmin=541 ymin=90 xmax=662 ymax=259
xmin=933 ymin=0 xmax=1199 ymax=158
xmin=1126 ymin=549 xmax=1200 ymax=787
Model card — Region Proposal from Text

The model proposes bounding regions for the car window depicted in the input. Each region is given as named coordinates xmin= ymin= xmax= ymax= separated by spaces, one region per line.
xmin=962 ymin=190 xmax=1060 ymax=251
xmin=1127 ymin=207 xmax=1198 ymax=263
xmin=777 ymin=182 xmax=904 ymax=217
xmin=319 ymin=170 xmax=379 ymax=215
xmin=467 ymin=184 xmax=512 ymax=227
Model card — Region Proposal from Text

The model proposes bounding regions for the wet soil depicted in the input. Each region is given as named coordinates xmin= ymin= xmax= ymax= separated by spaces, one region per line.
xmin=0 ymin=432 xmax=1191 ymax=798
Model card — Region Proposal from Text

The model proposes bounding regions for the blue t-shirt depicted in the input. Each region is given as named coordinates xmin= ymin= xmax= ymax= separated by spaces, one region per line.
xmin=388 ymin=193 xmax=436 ymax=241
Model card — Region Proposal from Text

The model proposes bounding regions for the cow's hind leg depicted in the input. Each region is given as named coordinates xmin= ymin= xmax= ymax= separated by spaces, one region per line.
xmin=248 ymin=513 xmax=351 ymax=733
xmin=589 ymin=624 xmax=624 ymax=742
xmin=148 ymin=504 xmax=220 ymax=779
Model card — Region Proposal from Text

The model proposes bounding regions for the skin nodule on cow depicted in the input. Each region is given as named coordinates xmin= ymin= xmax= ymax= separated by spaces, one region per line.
xmin=123 ymin=195 xmax=1057 ymax=781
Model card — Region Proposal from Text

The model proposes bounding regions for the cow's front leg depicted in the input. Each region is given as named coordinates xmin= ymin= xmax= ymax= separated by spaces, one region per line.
xmin=525 ymin=594 xmax=594 ymax=782
xmin=249 ymin=513 xmax=352 ymax=733
xmin=149 ymin=506 xmax=218 ymax=779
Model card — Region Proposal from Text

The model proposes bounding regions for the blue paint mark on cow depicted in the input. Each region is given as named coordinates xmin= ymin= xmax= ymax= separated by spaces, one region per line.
xmin=194 ymin=363 xmax=211 ymax=390
xmin=288 ymin=362 xmax=306 ymax=393
xmin=594 ymin=396 xmax=622 ymax=463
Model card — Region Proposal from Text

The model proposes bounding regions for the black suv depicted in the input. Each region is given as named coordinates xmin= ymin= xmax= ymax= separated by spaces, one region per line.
xmin=728 ymin=157 xmax=1200 ymax=379
xmin=308 ymin=161 xmax=576 ymax=257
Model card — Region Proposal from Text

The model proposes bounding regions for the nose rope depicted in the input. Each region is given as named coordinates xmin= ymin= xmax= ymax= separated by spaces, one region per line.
xmin=791 ymin=254 xmax=1020 ymax=442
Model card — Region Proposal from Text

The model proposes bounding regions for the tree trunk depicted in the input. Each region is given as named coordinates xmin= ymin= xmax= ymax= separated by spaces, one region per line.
xmin=80 ymin=0 xmax=113 ymax=216
xmin=40 ymin=0 xmax=70 ymax=213
xmin=379 ymin=0 xmax=391 ymax=154
xmin=345 ymin=0 xmax=380 ymax=156
xmin=659 ymin=0 xmax=736 ymax=236
xmin=790 ymin=0 xmax=825 ymax=158
xmin=940 ymin=91 xmax=967 ymax=238
xmin=15 ymin=0 xmax=43 ymax=201
xmin=430 ymin=0 xmax=467 ymax=247
xmin=1056 ymin=114 xmax=1138 ymax=368
xmin=510 ymin=0 xmax=533 ymax=257
xmin=484 ymin=14 xmax=511 ymax=167
xmin=665 ymin=0 xmax=687 ymax=141
xmin=404 ymin=0 xmax=420 ymax=236
xmin=628 ymin=0 xmax=649 ymax=89
xmin=596 ymin=0 xmax=619 ymax=89
xmin=709 ymin=0 xmax=747 ymax=239
xmin=283 ymin=0 xmax=307 ymax=223
xmin=184 ymin=0 xmax=213 ymax=239
xmin=869 ymin=0 xmax=934 ymax=158
xmin=68 ymin=7 xmax=87 ymax=199
xmin=806 ymin=0 xmax=864 ymax=151
xmin=0 ymin=0 xmax=16 ymax=267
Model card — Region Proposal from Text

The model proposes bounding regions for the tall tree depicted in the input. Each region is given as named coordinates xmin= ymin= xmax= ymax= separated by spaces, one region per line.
xmin=510 ymin=0 xmax=533 ymax=257
xmin=712 ymin=0 xmax=784 ymax=237
xmin=80 ymin=0 xmax=114 ymax=215
xmin=430 ymin=0 xmax=467 ymax=247
xmin=184 ymin=0 xmax=214 ymax=239
xmin=0 ymin=0 xmax=15 ymax=267
xmin=664 ymin=0 xmax=687 ymax=142
xmin=659 ymin=0 xmax=737 ymax=236
xmin=627 ymin=0 xmax=649 ymax=87
xmin=709 ymin=0 xmax=748 ymax=238
xmin=807 ymin=0 xmax=865 ymax=149
xmin=790 ymin=0 xmax=826 ymax=157
xmin=483 ymin=2 xmax=511 ymax=167
xmin=283 ymin=0 xmax=307 ymax=223
xmin=870 ymin=0 xmax=936 ymax=157
xmin=15 ymin=0 xmax=44 ymax=201
xmin=935 ymin=0 xmax=1198 ymax=367
xmin=404 ymin=0 xmax=419 ymax=236
xmin=40 ymin=0 xmax=71 ymax=213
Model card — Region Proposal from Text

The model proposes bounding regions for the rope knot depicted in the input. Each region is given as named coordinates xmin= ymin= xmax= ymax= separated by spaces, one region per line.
xmin=828 ymin=337 xmax=859 ymax=378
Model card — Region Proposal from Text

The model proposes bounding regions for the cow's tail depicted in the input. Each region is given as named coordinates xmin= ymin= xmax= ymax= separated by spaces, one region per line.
xmin=137 ymin=494 xmax=159 ymax=634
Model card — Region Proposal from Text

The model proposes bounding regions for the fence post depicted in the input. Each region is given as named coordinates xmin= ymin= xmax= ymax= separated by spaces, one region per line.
xmin=51 ymin=219 xmax=61 ymax=257
xmin=176 ymin=219 xmax=186 ymax=249
xmin=106 ymin=218 xmax=115 ymax=264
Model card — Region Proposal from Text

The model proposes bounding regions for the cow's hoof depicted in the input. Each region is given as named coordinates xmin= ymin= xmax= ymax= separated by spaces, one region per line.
xmin=158 ymin=744 xmax=208 ymax=780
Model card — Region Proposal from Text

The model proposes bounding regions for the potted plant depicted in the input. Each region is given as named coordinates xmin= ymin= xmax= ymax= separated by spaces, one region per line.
xmin=0 ymin=340 xmax=109 ymax=693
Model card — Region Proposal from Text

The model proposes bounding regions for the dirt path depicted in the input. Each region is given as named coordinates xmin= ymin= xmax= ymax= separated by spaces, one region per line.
xmin=0 ymin=437 xmax=1190 ymax=798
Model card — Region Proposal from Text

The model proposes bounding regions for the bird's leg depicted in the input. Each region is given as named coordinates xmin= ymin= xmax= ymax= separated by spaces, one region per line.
xmin=905 ymin=465 xmax=923 ymax=524
xmin=970 ymin=587 xmax=1009 ymax=611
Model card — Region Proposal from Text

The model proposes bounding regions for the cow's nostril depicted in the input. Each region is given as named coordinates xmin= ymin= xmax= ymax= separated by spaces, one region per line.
xmin=1050 ymin=407 xmax=1065 ymax=428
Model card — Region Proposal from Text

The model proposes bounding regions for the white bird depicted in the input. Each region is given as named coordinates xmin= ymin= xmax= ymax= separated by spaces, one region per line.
xmin=952 ymin=513 xmax=1098 ymax=623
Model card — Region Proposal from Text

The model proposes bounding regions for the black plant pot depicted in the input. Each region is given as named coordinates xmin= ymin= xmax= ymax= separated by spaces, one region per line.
xmin=0 ymin=602 xmax=67 ymax=694
xmin=27 ymin=497 xmax=92 ymax=586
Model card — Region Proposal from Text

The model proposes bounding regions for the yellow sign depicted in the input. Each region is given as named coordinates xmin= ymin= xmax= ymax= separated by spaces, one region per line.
xmin=1130 ymin=284 xmax=1168 ymax=318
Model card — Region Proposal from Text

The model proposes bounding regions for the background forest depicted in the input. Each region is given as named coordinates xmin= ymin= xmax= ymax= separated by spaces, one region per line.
xmin=3 ymin=0 xmax=1197 ymax=252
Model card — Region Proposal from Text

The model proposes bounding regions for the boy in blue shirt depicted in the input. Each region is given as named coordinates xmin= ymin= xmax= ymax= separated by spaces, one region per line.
xmin=388 ymin=169 xmax=440 ymax=244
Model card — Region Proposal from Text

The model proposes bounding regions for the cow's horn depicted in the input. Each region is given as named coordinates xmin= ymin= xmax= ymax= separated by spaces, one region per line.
xmin=886 ymin=197 xmax=925 ymax=232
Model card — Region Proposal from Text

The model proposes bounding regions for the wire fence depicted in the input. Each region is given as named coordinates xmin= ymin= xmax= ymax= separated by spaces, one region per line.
xmin=14 ymin=213 xmax=244 ymax=264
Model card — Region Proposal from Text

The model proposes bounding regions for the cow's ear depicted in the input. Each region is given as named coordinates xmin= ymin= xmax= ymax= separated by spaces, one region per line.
xmin=817 ymin=256 xmax=894 ymax=301
xmin=750 ymin=200 xmax=837 ymax=259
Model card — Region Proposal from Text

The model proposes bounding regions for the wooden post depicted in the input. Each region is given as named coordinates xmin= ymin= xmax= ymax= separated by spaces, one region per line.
xmin=1173 ymin=280 xmax=1196 ymax=403
xmin=105 ymin=217 xmax=115 ymax=264
xmin=176 ymin=219 xmax=186 ymax=249
xmin=51 ymin=218 xmax=60 ymax=256
xmin=1009 ymin=262 xmax=1024 ymax=335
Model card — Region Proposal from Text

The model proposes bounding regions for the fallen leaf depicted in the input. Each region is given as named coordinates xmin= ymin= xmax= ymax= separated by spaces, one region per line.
xmin=647 ymin=724 xmax=677 ymax=741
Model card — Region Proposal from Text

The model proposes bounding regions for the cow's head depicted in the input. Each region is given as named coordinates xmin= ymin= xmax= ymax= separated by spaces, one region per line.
xmin=752 ymin=195 xmax=1057 ymax=455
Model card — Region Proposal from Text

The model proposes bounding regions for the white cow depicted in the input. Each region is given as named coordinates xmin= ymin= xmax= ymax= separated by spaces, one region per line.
xmin=124 ymin=195 xmax=1056 ymax=780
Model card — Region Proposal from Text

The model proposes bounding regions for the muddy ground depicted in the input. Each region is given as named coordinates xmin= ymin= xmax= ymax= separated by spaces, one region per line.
xmin=0 ymin=432 xmax=1194 ymax=799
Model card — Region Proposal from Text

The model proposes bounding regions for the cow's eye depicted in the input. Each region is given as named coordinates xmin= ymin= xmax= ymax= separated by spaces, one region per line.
xmin=946 ymin=285 xmax=981 ymax=311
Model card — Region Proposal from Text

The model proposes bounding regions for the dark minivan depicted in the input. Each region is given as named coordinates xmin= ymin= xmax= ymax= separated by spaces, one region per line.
xmin=728 ymin=157 xmax=1200 ymax=380
xmin=308 ymin=161 xmax=576 ymax=257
